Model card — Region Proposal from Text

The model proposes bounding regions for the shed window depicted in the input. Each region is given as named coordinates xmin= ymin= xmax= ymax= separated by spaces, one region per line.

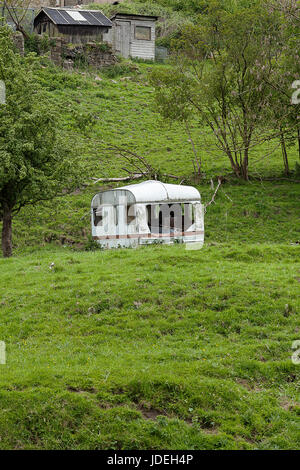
xmin=135 ymin=26 xmax=151 ymax=41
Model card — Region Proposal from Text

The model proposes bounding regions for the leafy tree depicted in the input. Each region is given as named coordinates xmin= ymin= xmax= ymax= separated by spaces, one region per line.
xmin=150 ymin=1 xmax=283 ymax=179
xmin=262 ymin=0 xmax=300 ymax=172
xmin=0 ymin=27 xmax=82 ymax=257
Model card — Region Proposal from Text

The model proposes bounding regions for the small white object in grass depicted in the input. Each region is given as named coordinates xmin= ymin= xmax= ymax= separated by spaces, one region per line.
xmin=49 ymin=262 xmax=55 ymax=270
xmin=0 ymin=80 xmax=6 ymax=104
xmin=0 ymin=341 xmax=6 ymax=365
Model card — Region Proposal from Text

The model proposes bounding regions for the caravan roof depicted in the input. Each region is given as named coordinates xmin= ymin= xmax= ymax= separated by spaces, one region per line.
xmin=92 ymin=180 xmax=201 ymax=206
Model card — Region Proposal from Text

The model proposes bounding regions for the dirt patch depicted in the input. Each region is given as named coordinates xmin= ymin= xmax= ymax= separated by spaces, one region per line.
xmin=137 ymin=403 xmax=168 ymax=421
xmin=137 ymin=404 xmax=219 ymax=434
xmin=98 ymin=402 xmax=114 ymax=409
xmin=280 ymin=399 xmax=299 ymax=411
xmin=201 ymin=427 xmax=219 ymax=435
xmin=236 ymin=378 xmax=262 ymax=392
xmin=286 ymin=373 xmax=297 ymax=383
xmin=236 ymin=378 xmax=252 ymax=391
xmin=67 ymin=386 xmax=97 ymax=394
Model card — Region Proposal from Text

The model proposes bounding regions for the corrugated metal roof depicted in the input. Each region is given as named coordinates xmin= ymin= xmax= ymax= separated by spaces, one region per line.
xmin=35 ymin=8 xmax=112 ymax=27
xmin=111 ymin=13 xmax=159 ymax=21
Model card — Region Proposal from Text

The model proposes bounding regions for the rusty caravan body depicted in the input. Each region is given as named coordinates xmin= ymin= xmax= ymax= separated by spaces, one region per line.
xmin=91 ymin=180 xmax=204 ymax=249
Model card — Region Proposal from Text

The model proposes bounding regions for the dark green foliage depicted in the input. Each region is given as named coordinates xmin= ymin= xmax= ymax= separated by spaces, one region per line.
xmin=24 ymin=33 xmax=56 ymax=55
xmin=0 ymin=27 xmax=84 ymax=256
xmin=101 ymin=62 xmax=140 ymax=79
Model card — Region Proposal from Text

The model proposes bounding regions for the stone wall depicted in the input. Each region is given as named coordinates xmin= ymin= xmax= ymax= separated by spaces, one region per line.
xmin=13 ymin=32 xmax=25 ymax=56
xmin=49 ymin=37 xmax=116 ymax=69
xmin=50 ymin=38 xmax=63 ymax=66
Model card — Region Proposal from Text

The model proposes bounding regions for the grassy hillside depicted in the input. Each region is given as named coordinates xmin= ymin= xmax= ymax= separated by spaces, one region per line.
xmin=0 ymin=244 xmax=299 ymax=449
xmin=0 ymin=61 xmax=299 ymax=450
xmin=9 ymin=63 xmax=300 ymax=253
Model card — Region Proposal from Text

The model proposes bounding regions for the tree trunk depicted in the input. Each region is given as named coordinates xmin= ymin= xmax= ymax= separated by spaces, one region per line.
xmin=1 ymin=206 xmax=12 ymax=258
xmin=241 ymin=149 xmax=249 ymax=181
xmin=226 ymin=153 xmax=241 ymax=178
xmin=297 ymin=128 xmax=300 ymax=161
xmin=280 ymin=128 xmax=289 ymax=176
xmin=16 ymin=24 xmax=29 ymax=41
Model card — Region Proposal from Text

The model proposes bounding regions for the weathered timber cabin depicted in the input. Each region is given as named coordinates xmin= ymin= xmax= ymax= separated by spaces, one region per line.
xmin=34 ymin=7 xmax=112 ymax=44
xmin=103 ymin=13 xmax=158 ymax=60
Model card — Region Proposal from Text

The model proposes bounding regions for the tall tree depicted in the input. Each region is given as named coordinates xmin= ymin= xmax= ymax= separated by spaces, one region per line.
xmin=150 ymin=1 xmax=282 ymax=180
xmin=256 ymin=0 xmax=300 ymax=174
xmin=2 ymin=0 xmax=31 ymax=38
xmin=0 ymin=26 xmax=82 ymax=257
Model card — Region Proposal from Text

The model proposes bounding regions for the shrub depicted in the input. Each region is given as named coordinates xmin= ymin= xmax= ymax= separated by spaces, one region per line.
xmin=25 ymin=33 xmax=55 ymax=55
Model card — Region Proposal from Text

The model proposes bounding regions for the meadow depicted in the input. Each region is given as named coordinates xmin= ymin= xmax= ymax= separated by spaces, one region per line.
xmin=0 ymin=62 xmax=299 ymax=449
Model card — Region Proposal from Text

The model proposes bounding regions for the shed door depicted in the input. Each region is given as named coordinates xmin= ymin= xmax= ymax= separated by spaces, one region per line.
xmin=115 ymin=21 xmax=131 ymax=58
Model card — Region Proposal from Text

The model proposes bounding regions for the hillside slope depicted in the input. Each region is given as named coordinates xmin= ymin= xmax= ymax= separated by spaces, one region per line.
xmin=0 ymin=62 xmax=299 ymax=450
xmin=0 ymin=244 xmax=299 ymax=449
xmin=9 ymin=64 xmax=300 ymax=253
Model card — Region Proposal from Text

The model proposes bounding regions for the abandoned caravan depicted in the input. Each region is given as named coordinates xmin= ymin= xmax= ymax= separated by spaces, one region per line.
xmin=91 ymin=180 xmax=204 ymax=249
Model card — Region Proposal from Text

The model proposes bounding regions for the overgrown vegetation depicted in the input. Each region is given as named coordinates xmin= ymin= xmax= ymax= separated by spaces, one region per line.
xmin=0 ymin=27 xmax=83 ymax=257
xmin=1 ymin=61 xmax=299 ymax=252
xmin=24 ymin=33 xmax=55 ymax=55
xmin=0 ymin=0 xmax=299 ymax=451
xmin=150 ymin=0 xmax=300 ymax=180
xmin=88 ymin=0 xmax=195 ymax=48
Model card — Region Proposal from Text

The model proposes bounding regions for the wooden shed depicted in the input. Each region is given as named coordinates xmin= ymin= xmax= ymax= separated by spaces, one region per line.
xmin=34 ymin=7 xmax=112 ymax=44
xmin=103 ymin=13 xmax=158 ymax=60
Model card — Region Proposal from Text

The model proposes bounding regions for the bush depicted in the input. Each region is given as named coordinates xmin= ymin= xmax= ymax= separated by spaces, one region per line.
xmin=25 ymin=34 xmax=55 ymax=55
xmin=101 ymin=62 xmax=140 ymax=78
xmin=83 ymin=235 xmax=103 ymax=251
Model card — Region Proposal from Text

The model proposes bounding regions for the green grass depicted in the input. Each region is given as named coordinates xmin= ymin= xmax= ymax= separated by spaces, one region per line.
xmin=12 ymin=179 xmax=300 ymax=253
xmin=0 ymin=244 xmax=299 ymax=449
xmin=0 ymin=61 xmax=299 ymax=449
xmin=7 ymin=62 xmax=300 ymax=252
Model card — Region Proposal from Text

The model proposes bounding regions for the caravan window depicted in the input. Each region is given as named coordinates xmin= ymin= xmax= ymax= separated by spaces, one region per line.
xmin=135 ymin=26 xmax=151 ymax=41
xmin=127 ymin=205 xmax=136 ymax=224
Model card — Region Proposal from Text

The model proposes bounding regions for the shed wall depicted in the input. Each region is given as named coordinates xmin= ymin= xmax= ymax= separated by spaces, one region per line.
xmin=57 ymin=25 xmax=107 ymax=43
xmin=130 ymin=19 xmax=155 ymax=60
xmin=104 ymin=17 xmax=156 ymax=60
